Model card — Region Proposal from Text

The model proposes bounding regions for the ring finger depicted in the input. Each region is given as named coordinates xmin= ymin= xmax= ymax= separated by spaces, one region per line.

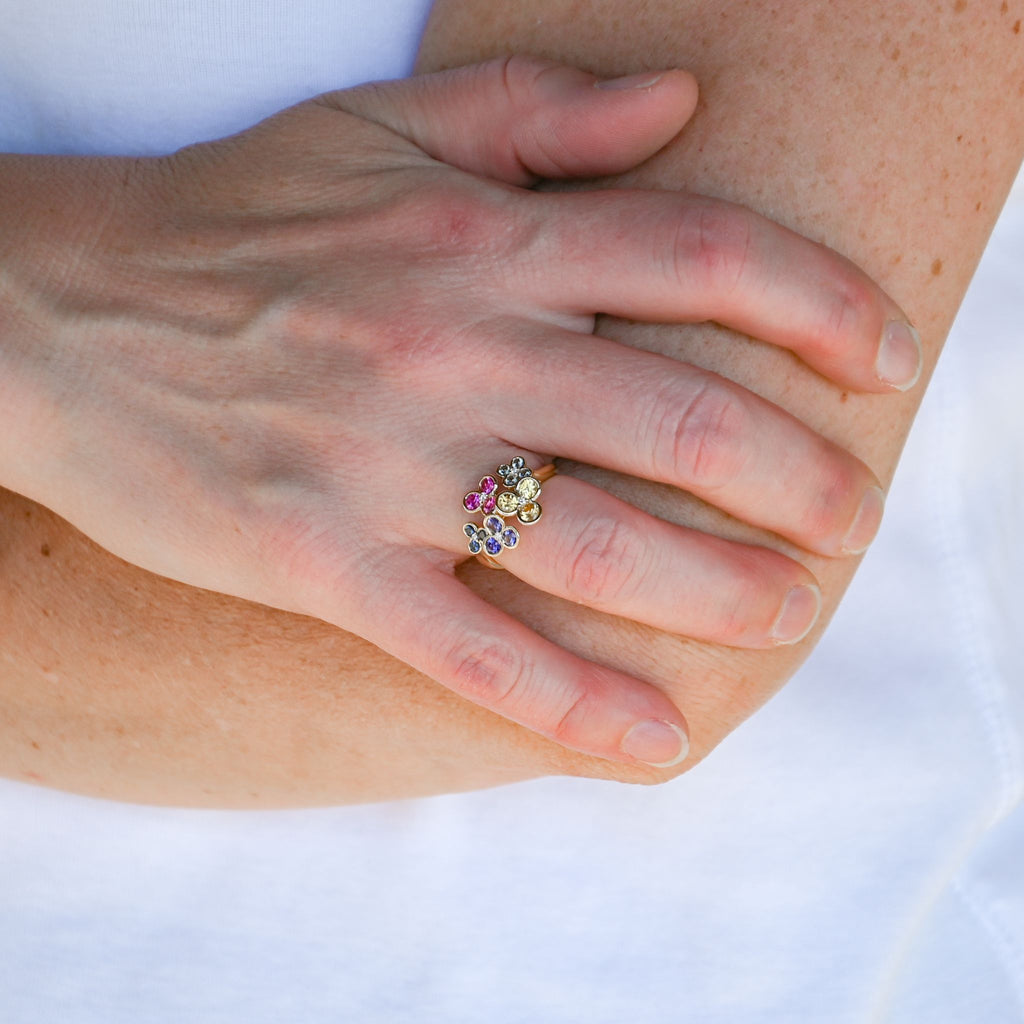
xmin=446 ymin=456 xmax=822 ymax=649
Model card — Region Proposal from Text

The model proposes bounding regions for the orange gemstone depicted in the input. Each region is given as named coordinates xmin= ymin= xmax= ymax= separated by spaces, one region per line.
xmin=518 ymin=501 xmax=541 ymax=524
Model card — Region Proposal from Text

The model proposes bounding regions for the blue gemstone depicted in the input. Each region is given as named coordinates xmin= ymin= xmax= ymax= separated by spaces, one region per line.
xmin=468 ymin=538 xmax=482 ymax=554
xmin=463 ymin=523 xmax=477 ymax=538
xmin=485 ymin=537 xmax=502 ymax=556
xmin=485 ymin=516 xmax=503 ymax=533
xmin=502 ymin=529 xmax=518 ymax=548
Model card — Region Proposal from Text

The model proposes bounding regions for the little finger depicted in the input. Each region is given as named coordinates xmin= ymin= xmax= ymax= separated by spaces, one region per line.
xmin=347 ymin=555 xmax=692 ymax=768
xmin=454 ymin=472 xmax=823 ymax=649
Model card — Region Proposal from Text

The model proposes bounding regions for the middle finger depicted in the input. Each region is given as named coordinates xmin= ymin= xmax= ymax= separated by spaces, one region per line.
xmin=486 ymin=325 xmax=885 ymax=558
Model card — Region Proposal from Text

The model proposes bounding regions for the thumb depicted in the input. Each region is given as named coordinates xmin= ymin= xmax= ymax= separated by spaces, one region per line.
xmin=316 ymin=55 xmax=698 ymax=185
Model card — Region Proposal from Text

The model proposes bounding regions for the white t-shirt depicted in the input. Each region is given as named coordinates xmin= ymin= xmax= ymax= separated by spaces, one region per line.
xmin=2 ymin=3 xmax=1023 ymax=1021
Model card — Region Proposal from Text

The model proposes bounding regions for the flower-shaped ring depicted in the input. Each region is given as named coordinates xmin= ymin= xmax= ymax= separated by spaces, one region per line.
xmin=460 ymin=458 xmax=557 ymax=569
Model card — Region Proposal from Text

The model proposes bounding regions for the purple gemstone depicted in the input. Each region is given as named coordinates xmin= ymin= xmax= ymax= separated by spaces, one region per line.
xmin=502 ymin=529 xmax=518 ymax=548
xmin=463 ymin=492 xmax=481 ymax=512
xmin=484 ymin=516 xmax=503 ymax=533
xmin=485 ymin=536 xmax=502 ymax=556
xmin=481 ymin=495 xmax=497 ymax=513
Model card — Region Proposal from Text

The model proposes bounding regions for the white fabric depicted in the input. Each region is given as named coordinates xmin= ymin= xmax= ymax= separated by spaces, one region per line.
xmin=0 ymin=0 xmax=433 ymax=154
xmin=2 ymin=4 xmax=1023 ymax=1021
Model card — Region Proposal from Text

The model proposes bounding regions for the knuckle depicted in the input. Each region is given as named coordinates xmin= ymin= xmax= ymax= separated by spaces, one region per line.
xmin=717 ymin=556 xmax=780 ymax=644
xmin=549 ymin=686 xmax=595 ymax=748
xmin=440 ymin=633 xmax=529 ymax=710
xmin=657 ymin=381 xmax=748 ymax=490
xmin=563 ymin=515 xmax=648 ymax=608
xmin=401 ymin=180 xmax=518 ymax=260
xmin=672 ymin=198 xmax=754 ymax=293
xmin=495 ymin=53 xmax=559 ymax=97
xmin=800 ymin=457 xmax=860 ymax=542
xmin=254 ymin=505 xmax=369 ymax=616
xmin=816 ymin=273 xmax=874 ymax=354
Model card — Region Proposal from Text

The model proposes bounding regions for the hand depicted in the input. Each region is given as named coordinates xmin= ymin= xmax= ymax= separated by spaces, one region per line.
xmin=0 ymin=57 xmax=919 ymax=769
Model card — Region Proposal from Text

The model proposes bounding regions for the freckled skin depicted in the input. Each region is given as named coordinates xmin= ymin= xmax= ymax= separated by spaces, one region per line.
xmin=931 ymin=259 xmax=944 ymax=275
xmin=0 ymin=0 xmax=1022 ymax=807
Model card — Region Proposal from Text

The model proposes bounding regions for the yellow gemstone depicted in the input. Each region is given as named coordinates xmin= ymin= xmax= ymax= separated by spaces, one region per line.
xmin=517 ymin=501 xmax=541 ymax=524
xmin=497 ymin=491 xmax=519 ymax=514
xmin=516 ymin=476 xmax=541 ymax=501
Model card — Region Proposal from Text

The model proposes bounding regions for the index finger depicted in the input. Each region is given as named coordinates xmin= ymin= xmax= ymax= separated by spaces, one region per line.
xmin=519 ymin=190 xmax=922 ymax=394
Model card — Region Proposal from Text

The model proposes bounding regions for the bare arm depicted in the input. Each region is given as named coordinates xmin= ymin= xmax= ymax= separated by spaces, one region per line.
xmin=412 ymin=0 xmax=1024 ymax=762
xmin=2 ymin=1 xmax=1021 ymax=806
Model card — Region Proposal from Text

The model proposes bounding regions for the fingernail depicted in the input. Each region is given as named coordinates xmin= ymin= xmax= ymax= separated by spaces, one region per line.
xmin=595 ymin=71 xmax=665 ymax=91
xmin=620 ymin=719 xmax=690 ymax=767
xmin=841 ymin=485 xmax=885 ymax=555
xmin=876 ymin=320 xmax=922 ymax=391
xmin=769 ymin=583 xmax=822 ymax=645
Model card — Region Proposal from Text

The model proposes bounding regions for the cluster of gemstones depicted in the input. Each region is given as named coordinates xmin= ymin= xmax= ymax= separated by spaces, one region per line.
xmin=462 ymin=457 xmax=544 ymax=559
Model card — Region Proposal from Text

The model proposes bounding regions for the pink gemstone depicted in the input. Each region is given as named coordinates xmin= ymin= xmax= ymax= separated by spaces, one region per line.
xmin=481 ymin=495 xmax=497 ymax=513
xmin=463 ymin=492 xmax=482 ymax=512
xmin=480 ymin=476 xmax=497 ymax=494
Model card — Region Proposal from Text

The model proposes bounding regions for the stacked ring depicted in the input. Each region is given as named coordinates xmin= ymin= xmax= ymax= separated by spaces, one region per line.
xmin=461 ymin=456 xmax=557 ymax=570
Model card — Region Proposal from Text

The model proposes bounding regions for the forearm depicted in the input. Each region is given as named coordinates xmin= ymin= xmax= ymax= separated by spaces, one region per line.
xmin=3 ymin=3 xmax=1021 ymax=808
xmin=411 ymin=0 xmax=1024 ymax=775
xmin=0 ymin=487 xmax=556 ymax=806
